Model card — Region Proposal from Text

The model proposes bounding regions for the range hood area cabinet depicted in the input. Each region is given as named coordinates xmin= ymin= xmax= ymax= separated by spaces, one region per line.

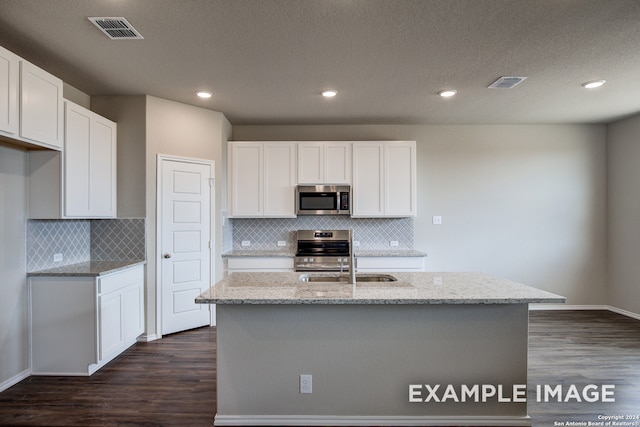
xmin=228 ymin=141 xmax=297 ymax=218
xmin=352 ymin=141 xmax=417 ymax=218
xmin=297 ymin=141 xmax=352 ymax=184
xmin=227 ymin=140 xmax=417 ymax=218
xmin=0 ymin=44 xmax=63 ymax=150
xmin=29 ymin=101 xmax=117 ymax=219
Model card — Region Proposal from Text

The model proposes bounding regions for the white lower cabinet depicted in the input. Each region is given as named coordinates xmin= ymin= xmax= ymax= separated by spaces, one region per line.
xmin=355 ymin=256 xmax=425 ymax=272
xmin=30 ymin=265 xmax=144 ymax=376
xmin=226 ymin=257 xmax=294 ymax=274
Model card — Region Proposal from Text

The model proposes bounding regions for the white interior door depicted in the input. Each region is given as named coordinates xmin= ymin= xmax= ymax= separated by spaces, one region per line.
xmin=160 ymin=157 xmax=213 ymax=335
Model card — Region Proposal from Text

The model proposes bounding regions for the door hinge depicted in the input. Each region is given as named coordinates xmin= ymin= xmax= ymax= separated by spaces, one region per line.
xmin=209 ymin=241 xmax=212 ymax=249
xmin=209 ymin=178 xmax=215 ymax=188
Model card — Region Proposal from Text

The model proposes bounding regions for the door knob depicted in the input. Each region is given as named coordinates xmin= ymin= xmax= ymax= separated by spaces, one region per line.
xmin=163 ymin=253 xmax=172 ymax=259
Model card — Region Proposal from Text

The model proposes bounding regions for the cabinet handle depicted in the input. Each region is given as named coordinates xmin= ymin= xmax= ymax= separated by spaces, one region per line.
xmin=163 ymin=253 xmax=172 ymax=259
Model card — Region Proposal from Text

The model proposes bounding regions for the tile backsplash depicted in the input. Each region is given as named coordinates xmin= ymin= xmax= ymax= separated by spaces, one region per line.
xmin=230 ymin=217 xmax=413 ymax=251
xmin=27 ymin=218 xmax=145 ymax=271
xmin=91 ymin=218 xmax=146 ymax=261
xmin=27 ymin=220 xmax=90 ymax=271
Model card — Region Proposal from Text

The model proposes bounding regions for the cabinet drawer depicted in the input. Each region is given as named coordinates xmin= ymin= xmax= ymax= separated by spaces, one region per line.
xmin=98 ymin=265 xmax=144 ymax=294
xmin=227 ymin=257 xmax=294 ymax=271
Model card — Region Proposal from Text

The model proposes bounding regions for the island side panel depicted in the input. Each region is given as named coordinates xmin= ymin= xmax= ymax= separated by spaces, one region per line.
xmin=216 ymin=303 xmax=529 ymax=421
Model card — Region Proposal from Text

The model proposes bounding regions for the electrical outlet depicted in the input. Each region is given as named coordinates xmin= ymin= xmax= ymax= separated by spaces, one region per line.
xmin=277 ymin=241 xmax=287 ymax=247
xmin=53 ymin=253 xmax=63 ymax=262
xmin=300 ymin=374 xmax=312 ymax=394
xmin=432 ymin=216 xmax=443 ymax=225
xmin=353 ymin=240 xmax=360 ymax=247
xmin=390 ymin=240 xmax=399 ymax=247
xmin=241 ymin=240 xmax=251 ymax=247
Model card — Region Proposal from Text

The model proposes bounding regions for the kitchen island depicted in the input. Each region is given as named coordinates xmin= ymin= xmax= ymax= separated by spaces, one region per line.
xmin=196 ymin=272 xmax=565 ymax=426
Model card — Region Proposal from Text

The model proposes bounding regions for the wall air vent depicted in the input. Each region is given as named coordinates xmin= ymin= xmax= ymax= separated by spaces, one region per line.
xmin=487 ymin=76 xmax=527 ymax=89
xmin=88 ymin=17 xmax=144 ymax=40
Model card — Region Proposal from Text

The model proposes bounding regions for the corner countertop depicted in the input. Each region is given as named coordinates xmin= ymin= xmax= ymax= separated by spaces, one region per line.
xmin=195 ymin=271 xmax=565 ymax=305
xmin=28 ymin=260 xmax=146 ymax=277
xmin=222 ymin=250 xmax=427 ymax=258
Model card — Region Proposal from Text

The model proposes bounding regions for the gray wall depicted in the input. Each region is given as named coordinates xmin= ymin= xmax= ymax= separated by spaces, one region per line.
xmin=0 ymin=144 xmax=29 ymax=389
xmin=145 ymin=96 xmax=230 ymax=337
xmin=233 ymin=124 xmax=608 ymax=305
xmin=607 ymin=113 xmax=640 ymax=314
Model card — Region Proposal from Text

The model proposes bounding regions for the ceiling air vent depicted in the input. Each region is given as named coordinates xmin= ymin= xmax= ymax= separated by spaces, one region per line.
xmin=88 ymin=17 xmax=144 ymax=40
xmin=487 ymin=76 xmax=527 ymax=89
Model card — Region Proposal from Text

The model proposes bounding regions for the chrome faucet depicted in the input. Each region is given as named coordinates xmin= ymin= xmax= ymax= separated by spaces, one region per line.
xmin=349 ymin=228 xmax=356 ymax=284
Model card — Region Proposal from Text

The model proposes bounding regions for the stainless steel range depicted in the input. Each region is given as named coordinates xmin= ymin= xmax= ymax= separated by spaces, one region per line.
xmin=294 ymin=230 xmax=351 ymax=272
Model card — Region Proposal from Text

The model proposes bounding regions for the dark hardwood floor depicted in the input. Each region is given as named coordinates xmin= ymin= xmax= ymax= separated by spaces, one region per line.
xmin=0 ymin=310 xmax=639 ymax=426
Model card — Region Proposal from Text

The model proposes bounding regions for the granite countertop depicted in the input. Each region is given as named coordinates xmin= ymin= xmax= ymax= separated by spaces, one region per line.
xmin=28 ymin=260 xmax=146 ymax=277
xmin=222 ymin=250 xmax=427 ymax=257
xmin=195 ymin=271 xmax=565 ymax=305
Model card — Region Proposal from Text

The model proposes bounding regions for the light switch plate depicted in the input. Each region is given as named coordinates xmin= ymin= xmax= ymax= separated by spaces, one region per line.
xmin=390 ymin=240 xmax=399 ymax=247
xmin=432 ymin=216 xmax=443 ymax=225
xmin=241 ymin=240 xmax=251 ymax=247
xmin=277 ymin=241 xmax=287 ymax=247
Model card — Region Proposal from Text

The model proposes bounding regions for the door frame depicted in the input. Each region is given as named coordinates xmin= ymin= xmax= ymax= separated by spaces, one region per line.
xmin=156 ymin=154 xmax=215 ymax=338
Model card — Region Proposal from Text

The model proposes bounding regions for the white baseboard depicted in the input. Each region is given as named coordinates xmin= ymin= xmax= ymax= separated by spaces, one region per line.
xmin=530 ymin=304 xmax=609 ymax=311
xmin=137 ymin=333 xmax=158 ymax=343
xmin=213 ymin=415 xmax=531 ymax=426
xmin=530 ymin=304 xmax=640 ymax=320
xmin=0 ymin=369 xmax=30 ymax=393
xmin=607 ymin=305 xmax=640 ymax=321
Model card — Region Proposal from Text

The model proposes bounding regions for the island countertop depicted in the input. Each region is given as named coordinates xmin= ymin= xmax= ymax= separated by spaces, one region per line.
xmin=195 ymin=271 xmax=565 ymax=305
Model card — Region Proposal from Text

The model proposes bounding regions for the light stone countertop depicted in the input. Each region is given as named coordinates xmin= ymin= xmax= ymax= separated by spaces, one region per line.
xmin=196 ymin=271 xmax=565 ymax=305
xmin=28 ymin=260 xmax=146 ymax=277
xmin=222 ymin=249 xmax=427 ymax=257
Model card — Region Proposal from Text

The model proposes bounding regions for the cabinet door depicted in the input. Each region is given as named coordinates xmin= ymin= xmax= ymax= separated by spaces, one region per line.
xmin=324 ymin=142 xmax=351 ymax=184
xmin=64 ymin=102 xmax=92 ymax=215
xmin=298 ymin=142 xmax=323 ymax=183
xmin=0 ymin=45 xmax=18 ymax=137
xmin=352 ymin=142 xmax=384 ymax=217
xmin=122 ymin=281 xmax=144 ymax=343
xmin=229 ymin=142 xmax=263 ymax=216
xmin=99 ymin=290 xmax=124 ymax=361
xmin=384 ymin=141 xmax=417 ymax=217
xmin=64 ymin=102 xmax=117 ymax=218
xmin=263 ymin=142 xmax=296 ymax=217
xmin=89 ymin=115 xmax=117 ymax=217
xmin=19 ymin=61 xmax=63 ymax=150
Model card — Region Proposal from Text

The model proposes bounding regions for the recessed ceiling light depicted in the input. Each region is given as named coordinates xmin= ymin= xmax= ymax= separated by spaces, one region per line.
xmin=438 ymin=89 xmax=457 ymax=98
xmin=196 ymin=91 xmax=212 ymax=99
xmin=581 ymin=80 xmax=606 ymax=89
xmin=322 ymin=90 xmax=338 ymax=98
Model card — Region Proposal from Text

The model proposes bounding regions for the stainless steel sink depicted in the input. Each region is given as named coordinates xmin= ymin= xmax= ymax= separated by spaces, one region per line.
xmin=299 ymin=274 xmax=397 ymax=283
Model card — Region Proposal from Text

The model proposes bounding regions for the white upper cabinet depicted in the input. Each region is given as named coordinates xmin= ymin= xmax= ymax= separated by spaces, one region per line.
xmin=298 ymin=141 xmax=351 ymax=184
xmin=264 ymin=142 xmax=297 ymax=216
xmin=352 ymin=141 xmax=416 ymax=218
xmin=229 ymin=141 xmax=297 ymax=218
xmin=0 ymin=45 xmax=19 ymax=137
xmin=64 ymin=101 xmax=117 ymax=218
xmin=29 ymin=101 xmax=117 ymax=219
xmin=19 ymin=60 xmax=64 ymax=150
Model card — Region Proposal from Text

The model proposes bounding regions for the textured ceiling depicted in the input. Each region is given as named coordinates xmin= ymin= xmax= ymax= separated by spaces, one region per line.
xmin=0 ymin=0 xmax=639 ymax=125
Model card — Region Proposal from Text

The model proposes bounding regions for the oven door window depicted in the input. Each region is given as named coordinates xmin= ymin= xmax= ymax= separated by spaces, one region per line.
xmin=299 ymin=193 xmax=337 ymax=211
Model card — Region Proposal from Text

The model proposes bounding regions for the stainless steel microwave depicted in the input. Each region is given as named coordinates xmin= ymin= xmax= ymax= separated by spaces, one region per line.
xmin=296 ymin=185 xmax=351 ymax=215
